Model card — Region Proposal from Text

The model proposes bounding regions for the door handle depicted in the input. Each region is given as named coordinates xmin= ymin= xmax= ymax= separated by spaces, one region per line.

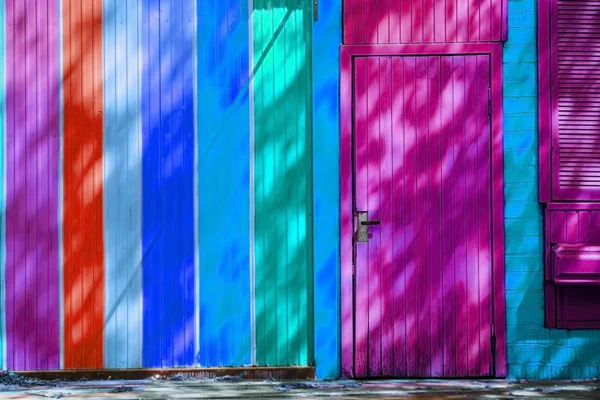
xmin=360 ymin=220 xmax=381 ymax=226
xmin=356 ymin=211 xmax=379 ymax=242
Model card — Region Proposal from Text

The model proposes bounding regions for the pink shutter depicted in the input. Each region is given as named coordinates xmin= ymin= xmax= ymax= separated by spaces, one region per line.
xmin=551 ymin=0 xmax=600 ymax=200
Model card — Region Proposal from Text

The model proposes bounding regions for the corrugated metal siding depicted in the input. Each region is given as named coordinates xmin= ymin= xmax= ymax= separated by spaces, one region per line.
xmin=253 ymin=0 xmax=314 ymax=366
xmin=62 ymin=0 xmax=105 ymax=370
xmin=343 ymin=0 xmax=507 ymax=44
xmin=197 ymin=0 xmax=251 ymax=367
xmin=5 ymin=0 xmax=61 ymax=370
xmin=102 ymin=0 xmax=142 ymax=369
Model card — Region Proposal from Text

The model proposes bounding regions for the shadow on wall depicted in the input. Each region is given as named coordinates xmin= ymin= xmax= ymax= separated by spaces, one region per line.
xmin=5 ymin=0 xmax=61 ymax=371
xmin=340 ymin=3 xmax=508 ymax=378
xmin=252 ymin=0 xmax=314 ymax=367
xmin=343 ymin=54 xmax=496 ymax=378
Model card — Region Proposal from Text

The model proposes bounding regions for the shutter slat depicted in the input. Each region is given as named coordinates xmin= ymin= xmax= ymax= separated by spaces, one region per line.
xmin=555 ymin=0 xmax=600 ymax=198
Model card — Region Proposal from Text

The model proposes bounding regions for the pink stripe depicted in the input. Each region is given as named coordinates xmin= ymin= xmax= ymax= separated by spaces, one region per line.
xmin=5 ymin=0 xmax=60 ymax=371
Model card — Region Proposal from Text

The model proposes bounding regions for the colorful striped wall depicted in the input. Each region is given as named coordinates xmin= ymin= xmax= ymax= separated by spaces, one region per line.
xmin=0 ymin=0 xmax=320 ymax=371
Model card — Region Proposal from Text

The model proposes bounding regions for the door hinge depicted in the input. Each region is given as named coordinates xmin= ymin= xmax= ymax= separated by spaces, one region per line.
xmin=313 ymin=0 xmax=318 ymax=21
xmin=488 ymin=87 xmax=492 ymax=115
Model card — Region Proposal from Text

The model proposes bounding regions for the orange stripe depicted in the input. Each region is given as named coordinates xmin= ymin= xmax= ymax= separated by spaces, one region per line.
xmin=62 ymin=0 xmax=104 ymax=370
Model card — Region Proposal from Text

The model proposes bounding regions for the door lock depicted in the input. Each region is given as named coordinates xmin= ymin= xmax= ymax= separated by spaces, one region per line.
xmin=356 ymin=211 xmax=380 ymax=242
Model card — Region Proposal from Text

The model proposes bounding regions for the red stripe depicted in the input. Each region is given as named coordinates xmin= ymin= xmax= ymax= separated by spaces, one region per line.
xmin=62 ymin=0 xmax=105 ymax=370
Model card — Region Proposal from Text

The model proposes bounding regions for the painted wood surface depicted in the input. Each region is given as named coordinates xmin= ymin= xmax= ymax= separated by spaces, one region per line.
xmin=197 ymin=0 xmax=251 ymax=367
xmin=102 ymin=0 xmax=142 ymax=369
xmin=545 ymin=205 xmax=600 ymax=329
xmin=62 ymin=0 xmax=105 ymax=370
xmin=253 ymin=0 xmax=314 ymax=366
xmin=5 ymin=0 xmax=60 ymax=371
xmin=343 ymin=0 xmax=507 ymax=45
xmin=141 ymin=0 xmax=196 ymax=368
xmin=312 ymin=0 xmax=342 ymax=379
xmin=350 ymin=53 xmax=494 ymax=378
xmin=539 ymin=0 xmax=600 ymax=201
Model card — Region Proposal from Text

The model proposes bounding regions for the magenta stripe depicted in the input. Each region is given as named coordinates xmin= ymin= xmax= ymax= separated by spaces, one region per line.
xmin=5 ymin=0 xmax=60 ymax=371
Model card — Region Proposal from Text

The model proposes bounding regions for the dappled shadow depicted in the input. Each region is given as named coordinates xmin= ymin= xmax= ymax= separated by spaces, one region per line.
xmin=344 ymin=53 xmax=496 ymax=378
xmin=4 ymin=0 xmax=61 ymax=371
xmin=252 ymin=0 xmax=314 ymax=367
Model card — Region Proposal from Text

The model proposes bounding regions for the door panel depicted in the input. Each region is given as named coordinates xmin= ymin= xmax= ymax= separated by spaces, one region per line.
xmin=352 ymin=55 xmax=493 ymax=378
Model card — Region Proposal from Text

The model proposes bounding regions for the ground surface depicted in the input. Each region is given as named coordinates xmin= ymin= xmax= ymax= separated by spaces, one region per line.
xmin=0 ymin=375 xmax=599 ymax=399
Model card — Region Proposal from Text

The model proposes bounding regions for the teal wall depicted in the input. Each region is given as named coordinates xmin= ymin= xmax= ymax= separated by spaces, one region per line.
xmin=504 ymin=0 xmax=600 ymax=379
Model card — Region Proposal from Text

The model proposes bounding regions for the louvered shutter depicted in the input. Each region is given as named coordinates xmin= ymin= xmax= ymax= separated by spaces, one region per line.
xmin=551 ymin=0 xmax=600 ymax=200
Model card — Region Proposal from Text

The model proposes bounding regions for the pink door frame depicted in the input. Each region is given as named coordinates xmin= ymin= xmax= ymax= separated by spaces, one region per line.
xmin=340 ymin=43 xmax=506 ymax=378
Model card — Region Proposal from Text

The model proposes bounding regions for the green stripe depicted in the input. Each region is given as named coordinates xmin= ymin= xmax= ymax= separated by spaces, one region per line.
xmin=253 ymin=0 xmax=313 ymax=366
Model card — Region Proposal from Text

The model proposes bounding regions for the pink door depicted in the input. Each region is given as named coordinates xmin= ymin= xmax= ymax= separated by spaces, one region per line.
xmin=352 ymin=55 xmax=495 ymax=378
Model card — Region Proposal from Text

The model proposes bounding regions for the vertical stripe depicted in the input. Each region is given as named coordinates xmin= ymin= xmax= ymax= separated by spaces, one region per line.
xmin=5 ymin=0 xmax=60 ymax=371
xmin=253 ymin=0 xmax=313 ymax=366
xmin=248 ymin=0 xmax=256 ymax=367
xmin=102 ymin=0 xmax=142 ymax=369
xmin=57 ymin=0 xmax=65 ymax=369
xmin=0 ymin=0 xmax=4 ymax=368
xmin=141 ymin=0 xmax=195 ymax=368
xmin=312 ymin=0 xmax=341 ymax=378
xmin=196 ymin=0 xmax=251 ymax=367
xmin=62 ymin=0 xmax=105 ymax=370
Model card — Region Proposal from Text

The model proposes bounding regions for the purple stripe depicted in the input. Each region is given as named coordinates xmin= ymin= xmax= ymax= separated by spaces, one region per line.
xmin=5 ymin=0 xmax=60 ymax=371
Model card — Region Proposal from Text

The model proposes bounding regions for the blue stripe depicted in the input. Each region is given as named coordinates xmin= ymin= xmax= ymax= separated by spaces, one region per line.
xmin=103 ymin=0 xmax=142 ymax=369
xmin=312 ymin=0 xmax=342 ymax=379
xmin=196 ymin=0 xmax=251 ymax=367
xmin=141 ymin=0 xmax=196 ymax=368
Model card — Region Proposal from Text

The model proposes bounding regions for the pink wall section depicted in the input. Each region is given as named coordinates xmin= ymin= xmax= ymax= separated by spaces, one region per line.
xmin=343 ymin=0 xmax=507 ymax=44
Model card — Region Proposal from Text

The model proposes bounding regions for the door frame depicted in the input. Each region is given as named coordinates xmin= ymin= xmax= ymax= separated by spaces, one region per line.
xmin=340 ymin=43 xmax=506 ymax=378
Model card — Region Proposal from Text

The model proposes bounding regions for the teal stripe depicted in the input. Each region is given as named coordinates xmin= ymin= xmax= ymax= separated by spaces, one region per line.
xmin=103 ymin=0 xmax=142 ymax=368
xmin=196 ymin=0 xmax=251 ymax=367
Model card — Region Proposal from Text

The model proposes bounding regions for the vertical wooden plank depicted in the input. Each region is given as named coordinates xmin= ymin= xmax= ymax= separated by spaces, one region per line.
xmin=400 ymin=1 xmax=412 ymax=43
xmin=378 ymin=0 xmax=390 ymax=43
xmin=590 ymin=212 xmax=600 ymax=242
xmin=468 ymin=0 xmax=479 ymax=42
xmin=427 ymin=56 xmax=443 ymax=377
xmin=480 ymin=0 xmax=491 ymax=41
xmin=403 ymin=57 xmax=418 ymax=377
xmin=456 ymin=0 xmax=469 ymax=42
xmin=390 ymin=57 xmax=406 ymax=377
xmin=343 ymin=0 xmax=354 ymax=44
xmin=464 ymin=56 xmax=479 ymax=376
xmin=354 ymin=57 xmax=369 ymax=377
xmin=412 ymin=0 xmax=423 ymax=43
xmin=445 ymin=0 xmax=457 ymax=42
xmin=355 ymin=0 xmax=367 ymax=43
xmin=434 ymin=0 xmax=446 ymax=42
xmin=491 ymin=0 xmax=501 ymax=41
xmin=141 ymin=0 xmax=196 ymax=368
xmin=62 ymin=0 xmax=105 ymax=369
xmin=423 ymin=0 xmax=434 ymax=42
xmin=566 ymin=211 xmax=579 ymax=243
xmin=413 ymin=57 xmax=431 ymax=376
xmin=366 ymin=57 xmax=382 ymax=376
xmin=440 ymin=55 xmax=455 ymax=377
xmin=380 ymin=57 xmax=394 ymax=377
xmin=390 ymin=0 xmax=401 ymax=43
xmin=452 ymin=56 xmax=468 ymax=376
xmin=476 ymin=55 xmax=492 ymax=376
xmin=579 ymin=212 xmax=590 ymax=243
